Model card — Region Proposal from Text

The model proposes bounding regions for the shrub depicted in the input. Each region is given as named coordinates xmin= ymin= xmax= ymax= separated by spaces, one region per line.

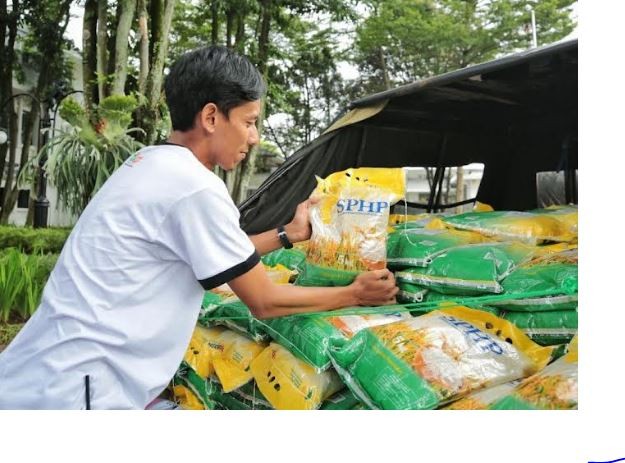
xmin=0 ymin=226 xmax=70 ymax=254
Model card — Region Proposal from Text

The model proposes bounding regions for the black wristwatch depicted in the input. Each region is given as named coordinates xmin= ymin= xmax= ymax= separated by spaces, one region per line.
xmin=277 ymin=225 xmax=293 ymax=249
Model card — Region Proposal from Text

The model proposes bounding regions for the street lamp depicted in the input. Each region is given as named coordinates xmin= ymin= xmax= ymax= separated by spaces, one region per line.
xmin=0 ymin=128 xmax=7 ymax=145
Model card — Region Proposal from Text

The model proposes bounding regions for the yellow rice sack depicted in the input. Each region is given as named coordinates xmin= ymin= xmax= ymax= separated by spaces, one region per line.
xmin=442 ymin=210 xmax=576 ymax=245
xmin=183 ymin=326 xmax=227 ymax=379
xmin=250 ymin=342 xmax=344 ymax=410
xmin=212 ymin=330 xmax=268 ymax=393
xmin=297 ymin=168 xmax=405 ymax=286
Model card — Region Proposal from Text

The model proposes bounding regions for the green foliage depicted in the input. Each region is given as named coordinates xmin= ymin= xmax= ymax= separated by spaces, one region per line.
xmin=352 ymin=0 xmax=577 ymax=93
xmin=23 ymin=95 xmax=144 ymax=217
xmin=0 ymin=248 xmax=59 ymax=323
xmin=0 ymin=225 xmax=70 ymax=254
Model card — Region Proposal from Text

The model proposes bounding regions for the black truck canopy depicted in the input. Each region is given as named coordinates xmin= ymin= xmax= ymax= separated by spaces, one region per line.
xmin=239 ymin=39 xmax=578 ymax=234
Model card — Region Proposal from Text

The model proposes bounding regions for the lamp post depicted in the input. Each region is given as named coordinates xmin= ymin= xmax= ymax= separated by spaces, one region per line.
xmin=33 ymin=106 xmax=51 ymax=228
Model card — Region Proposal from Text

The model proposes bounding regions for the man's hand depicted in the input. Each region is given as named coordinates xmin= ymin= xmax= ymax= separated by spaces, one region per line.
xmin=284 ymin=198 xmax=318 ymax=243
xmin=349 ymin=269 xmax=399 ymax=306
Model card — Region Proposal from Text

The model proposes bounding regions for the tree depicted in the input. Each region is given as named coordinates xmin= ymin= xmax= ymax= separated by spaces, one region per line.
xmin=0 ymin=0 xmax=74 ymax=224
xmin=265 ymin=17 xmax=348 ymax=157
xmin=352 ymin=0 xmax=576 ymax=93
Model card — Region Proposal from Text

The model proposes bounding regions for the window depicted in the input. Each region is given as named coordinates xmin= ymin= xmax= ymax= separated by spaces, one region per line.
xmin=17 ymin=189 xmax=30 ymax=208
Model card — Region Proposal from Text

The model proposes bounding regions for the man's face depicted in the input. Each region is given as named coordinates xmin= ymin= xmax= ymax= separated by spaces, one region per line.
xmin=211 ymin=99 xmax=261 ymax=171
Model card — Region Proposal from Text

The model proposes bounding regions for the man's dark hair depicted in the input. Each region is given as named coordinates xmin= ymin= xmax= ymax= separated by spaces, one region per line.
xmin=165 ymin=45 xmax=265 ymax=131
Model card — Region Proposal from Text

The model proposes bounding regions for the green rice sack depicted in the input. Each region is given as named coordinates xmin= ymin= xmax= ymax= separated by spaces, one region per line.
xmin=442 ymin=210 xmax=576 ymax=245
xmin=199 ymin=299 xmax=270 ymax=343
xmin=491 ymin=335 xmax=578 ymax=410
xmin=261 ymin=247 xmax=307 ymax=272
xmin=387 ymin=228 xmax=489 ymax=268
xmin=261 ymin=310 xmax=412 ymax=371
xmin=489 ymin=250 xmax=578 ymax=312
xmin=499 ymin=310 xmax=577 ymax=346
xmin=320 ymin=389 xmax=369 ymax=410
xmin=395 ymin=242 xmax=534 ymax=295
xmin=396 ymin=281 xmax=429 ymax=304
xmin=328 ymin=306 xmax=555 ymax=410
xmin=206 ymin=379 xmax=273 ymax=410
xmin=173 ymin=361 xmax=217 ymax=410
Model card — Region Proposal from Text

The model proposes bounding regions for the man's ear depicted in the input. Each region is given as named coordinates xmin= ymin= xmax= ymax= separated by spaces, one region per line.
xmin=199 ymin=102 xmax=219 ymax=133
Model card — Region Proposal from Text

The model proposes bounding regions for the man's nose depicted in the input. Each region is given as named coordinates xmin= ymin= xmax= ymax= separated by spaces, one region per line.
xmin=248 ymin=125 xmax=260 ymax=146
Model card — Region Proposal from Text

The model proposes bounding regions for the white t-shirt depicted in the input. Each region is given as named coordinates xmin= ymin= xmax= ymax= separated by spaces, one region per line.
xmin=0 ymin=144 xmax=259 ymax=409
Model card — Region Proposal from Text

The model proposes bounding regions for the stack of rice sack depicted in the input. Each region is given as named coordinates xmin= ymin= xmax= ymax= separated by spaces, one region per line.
xmin=389 ymin=205 xmax=578 ymax=346
xmin=172 ymin=166 xmax=578 ymax=410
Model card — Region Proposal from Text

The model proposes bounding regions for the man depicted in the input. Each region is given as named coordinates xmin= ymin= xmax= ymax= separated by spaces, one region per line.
xmin=0 ymin=46 xmax=397 ymax=409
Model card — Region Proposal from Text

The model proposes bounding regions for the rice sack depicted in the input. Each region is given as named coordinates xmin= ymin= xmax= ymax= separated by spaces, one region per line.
xmin=491 ymin=335 xmax=578 ymax=410
xmin=297 ymin=168 xmax=405 ymax=287
xmin=394 ymin=242 xmax=534 ymax=295
xmin=490 ymin=250 xmax=578 ymax=312
xmin=262 ymin=310 xmax=411 ymax=371
xmin=441 ymin=380 xmax=521 ymax=410
xmin=321 ymin=389 xmax=369 ymax=410
xmin=211 ymin=330 xmax=268 ymax=392
xmin=442 ymin=210 xmax=576 ymax=245
xmin=173 ymin=361 xmax=216 ymax=410
xmin=261 ymin=248 xmax=307 ymax=273
xmin=199 ymin=299 xmax=270 ymax=343
xmin=531 ymin=205 xmax=578 ymax=234
xmin=182 ymin=326 xmax=227 ymax=379
xmin=206 ymin=378 xmax=273 ymax=410
xmin=250 ymin=342 xmax=344 ymax=410
xmin=329 ymin=306 xmax=554 ymax=410
xmin=387 ymin=227 xmax=489 ymax=268
xmin=396 ymin=281 xmax=429 ymax=304
xmin=499 ymin=310 xmax=577 ymax=346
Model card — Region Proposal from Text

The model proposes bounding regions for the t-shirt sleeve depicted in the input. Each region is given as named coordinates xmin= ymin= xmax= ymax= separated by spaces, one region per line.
xmin=155 ymin=186 xmax=260 ymax=290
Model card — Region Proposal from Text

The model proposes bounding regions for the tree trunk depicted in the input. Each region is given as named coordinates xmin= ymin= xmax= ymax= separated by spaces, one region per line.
xmin=379 ymin=47 xmax=391 ymax=90
xmin=226 ymin=5 xmax=234 ymax=47
xmin=1 ymin=107 xmax=38 ymax=224
xmin=230 ymin=0 xmax=271 ymax=204
xmin=0 ymin=0 xmax=19 ymax=195
xmin=82 ymin=0 xmax=99 ymax=117
xmin=106 ymin=1 xmax=121 ymax=80
xmin=137 ymin=0 xmax=149 ymax=94
xmin=96 ymin=0 xmax=109 ymax=101
xmin=149 ymin=0 xmax=163 ymax=63
xmin=211 ymin=0 xmax=219 ymax=44
xmin=111 ymin=0 xmax=137 ymax=95
xmin=143 ymin=0 xmax=176 ymax=144
xmin=234 ymin=12 xmax=245 ymax=52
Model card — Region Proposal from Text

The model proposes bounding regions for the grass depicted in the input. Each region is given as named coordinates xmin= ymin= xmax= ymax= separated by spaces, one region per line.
xmin=0 ymin=322 xmax=24 ymax=352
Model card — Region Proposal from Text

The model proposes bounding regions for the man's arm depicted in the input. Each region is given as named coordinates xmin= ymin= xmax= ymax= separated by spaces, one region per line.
xmin=228 ymin=263 xmax=398 ymax=319
xmin=248 ymin=199 xmax=313 ymax=255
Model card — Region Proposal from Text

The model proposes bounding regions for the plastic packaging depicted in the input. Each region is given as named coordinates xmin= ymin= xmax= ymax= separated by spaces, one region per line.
xmin=262 ymin=310 xmax=411 ymax=371
xmin=442 ymin=210 xmax=576 ymax=245
xmin=250 ymin=342 xmax=344 ymax=410
xmin=395 ymin=242 xmax=534 ymax=295
xmin=297 ymin=168 xmax=405 ymax=286
xmin=491 ymin=335 xmax=577 ymax=409
xmin=328 ymin=306 xmax=554 ymax=409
